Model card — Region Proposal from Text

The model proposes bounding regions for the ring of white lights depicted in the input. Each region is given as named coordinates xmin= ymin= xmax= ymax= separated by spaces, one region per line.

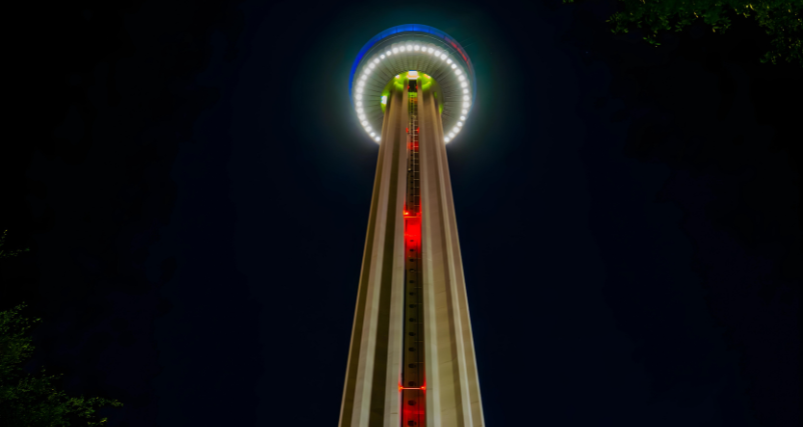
xmin=352 ymin=39 xmax=474 ymax=144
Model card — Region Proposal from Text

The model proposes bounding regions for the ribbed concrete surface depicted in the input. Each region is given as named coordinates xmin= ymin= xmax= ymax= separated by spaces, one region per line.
xmin=340 ymin=78 xmax=484 ymax=427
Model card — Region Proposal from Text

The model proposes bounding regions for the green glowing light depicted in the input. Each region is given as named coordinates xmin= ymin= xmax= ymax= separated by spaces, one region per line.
xmin=419 ymin=73 xmax=433 ymax=92
xmin=378 ymin=72 xmax=445 ymax=116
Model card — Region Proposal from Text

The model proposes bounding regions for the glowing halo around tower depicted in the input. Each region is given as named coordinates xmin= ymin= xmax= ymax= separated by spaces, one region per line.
xmin=349 ymin=24 xmax=476 ymax=144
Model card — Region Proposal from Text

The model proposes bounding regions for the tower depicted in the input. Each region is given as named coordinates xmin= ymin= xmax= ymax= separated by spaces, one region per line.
xmin=340 ymin=25 xmax=484 ymax=427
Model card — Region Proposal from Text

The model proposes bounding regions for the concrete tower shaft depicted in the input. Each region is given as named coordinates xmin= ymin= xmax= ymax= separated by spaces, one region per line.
xmin=339 ymin=76 xmax=484 ymax=427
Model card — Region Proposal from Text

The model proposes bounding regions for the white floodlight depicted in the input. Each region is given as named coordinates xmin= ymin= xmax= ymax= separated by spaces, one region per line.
xmin=451 ymin=64 xmax=457 ymax=69
xmin=361 ymin=120 xmax=368 ymax=126
xmin=458 ymin=75 xmax=465 ymax=81
xmin=357 ymin=108 xmax=364 ymax=113
xmin=392 ymin=47 xmax=398 ymax=53
xmin=405 ymin=44 xmax=412 ymax=50
xmin=359 ymin=114 xmax=366 ymax=120
xmin=414 ymin=45 xmax=420 ymax=50
xmin=457 ymin=121 xmax=463 ymax=127
xmin=463 ymin=89 xmax=468 ymax=94
xmin=374 ymin=136 xmax=381 ymax=142
xmin=427 ymin=47 xmax=433 ymax=53
xmin=370 ymin=132 xmax=376 ymax=137
xmin=446 ymin=59 xmax=452 ymax=64
xmin=386 ymin=51 xmax=391 ymax=56
xmin=462 ymin=109 xmax=468 ymax=114
xmin=461 ymin=82 xmax=467 ymax=88
xmin=460 ymin=115 xmax=466 ymax=120
xmin=356 ymin=101 xmax=362 ymax=107
xmin=380 ymin=54 xmax=385 ymax=59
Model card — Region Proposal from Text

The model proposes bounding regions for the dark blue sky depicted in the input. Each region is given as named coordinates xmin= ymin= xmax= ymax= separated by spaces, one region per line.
xmin=2 ymin=0 xmax=799 ymax=426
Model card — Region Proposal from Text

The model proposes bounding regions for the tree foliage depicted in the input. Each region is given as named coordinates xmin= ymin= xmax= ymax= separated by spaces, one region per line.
xmin=0 ymin=303 xmax=123 ymax=426
xmin=0 ymin=229 xmax=30 ymax=259
xmin=564 ymin=0 xmax=803 ymax=67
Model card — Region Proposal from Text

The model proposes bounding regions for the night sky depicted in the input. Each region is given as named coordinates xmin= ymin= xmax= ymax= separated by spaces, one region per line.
xmin=2 ymin=0 xmax=800 ymax=426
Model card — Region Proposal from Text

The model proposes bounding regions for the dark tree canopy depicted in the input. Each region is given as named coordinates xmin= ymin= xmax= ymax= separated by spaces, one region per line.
xmin=1 ymin=229 xmax=123 ymax=427
xmin=564 ymin=0 xmax=803 ymax=66
xmin=1 ymin=303 xmax=124 ymax=426
xmin=0 ymin=302 xmax=123 ymax=427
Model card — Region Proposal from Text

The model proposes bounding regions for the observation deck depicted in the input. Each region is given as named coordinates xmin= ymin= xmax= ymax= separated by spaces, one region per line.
xmin=350 ymin=24 xmax=476 ymax=144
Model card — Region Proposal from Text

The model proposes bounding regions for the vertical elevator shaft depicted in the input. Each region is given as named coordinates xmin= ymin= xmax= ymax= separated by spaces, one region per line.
xmin=401 ymin=78 xmax=425 ymax=427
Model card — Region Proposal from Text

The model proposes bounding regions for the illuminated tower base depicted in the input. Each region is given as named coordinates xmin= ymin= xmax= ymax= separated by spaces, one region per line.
xmin=339 ymin=73 xmax=484 ymax=427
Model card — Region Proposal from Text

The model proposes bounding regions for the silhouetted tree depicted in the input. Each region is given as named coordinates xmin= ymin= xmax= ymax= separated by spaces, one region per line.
xmin=0 ymin=231 xmax=122 ymax=426
xmin=564 ymin=0 xmax=803 ymax=66
xmin=0 ymin=230 xmax=30 ymax=259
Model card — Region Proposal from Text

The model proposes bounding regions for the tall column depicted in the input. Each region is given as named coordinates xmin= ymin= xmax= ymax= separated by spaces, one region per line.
xmin=339 ymin=77 xmax=484 ymax=427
